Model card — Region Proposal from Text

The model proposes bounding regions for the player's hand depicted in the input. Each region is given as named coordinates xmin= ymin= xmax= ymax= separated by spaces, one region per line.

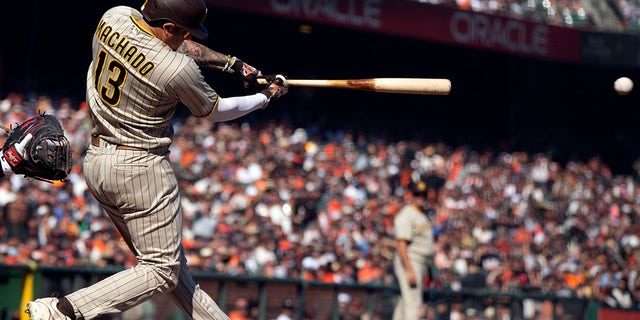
xmin=0 ymin=133 xmax=33 ymax=174
xmin=226 ymin=57 xmax=262 ymax=89
xmin=407 ymin=268 xmax=418 ymax=288
xmin=260 ymin=74 xmax=289 ymax=101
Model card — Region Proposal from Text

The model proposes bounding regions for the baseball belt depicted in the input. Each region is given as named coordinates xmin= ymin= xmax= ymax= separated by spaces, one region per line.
xmin=91 ymin=135 xmax=146 ymax=151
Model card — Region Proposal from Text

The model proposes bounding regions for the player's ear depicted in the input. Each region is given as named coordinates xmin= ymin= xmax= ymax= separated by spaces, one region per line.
xmin=162 ymin=22 xmax=178 ymax=34
xmin=165 ymin=23 xmax=189 ymax=39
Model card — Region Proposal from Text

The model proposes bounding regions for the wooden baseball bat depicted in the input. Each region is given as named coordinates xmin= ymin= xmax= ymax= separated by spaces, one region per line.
xmin=257 ymin=77 xmax=451 ymax=95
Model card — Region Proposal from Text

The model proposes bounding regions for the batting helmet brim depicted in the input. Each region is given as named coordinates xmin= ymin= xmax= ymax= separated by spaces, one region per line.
xmin=184 ymin=24 xmax=208 ymax=40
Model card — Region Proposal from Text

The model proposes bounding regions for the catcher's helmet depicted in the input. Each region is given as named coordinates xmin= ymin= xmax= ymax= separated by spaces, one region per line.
xmin=141 ymin=0 xmax=208 ymax=39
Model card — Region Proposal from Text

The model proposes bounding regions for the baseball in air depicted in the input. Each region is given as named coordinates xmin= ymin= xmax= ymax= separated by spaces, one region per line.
xmin=614 ymin=76 xmax=633 ymax=95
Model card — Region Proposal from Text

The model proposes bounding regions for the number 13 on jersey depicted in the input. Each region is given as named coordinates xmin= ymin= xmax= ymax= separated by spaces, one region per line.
xmin=94 ymin=49 xmax=127 ymax=107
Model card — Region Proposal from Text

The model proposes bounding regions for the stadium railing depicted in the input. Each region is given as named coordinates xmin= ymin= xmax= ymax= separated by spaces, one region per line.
xmin=0 ymin=264 xmax=638 ymax=319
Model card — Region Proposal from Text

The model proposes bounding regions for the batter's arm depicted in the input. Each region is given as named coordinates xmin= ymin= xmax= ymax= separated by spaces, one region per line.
xmin=209 ymin=94 xmax=269 ymax=122
xmin=178 ymin=40 xmax=229 ymax=71
xmin=178 ymin=40 xmax=262 ymax=89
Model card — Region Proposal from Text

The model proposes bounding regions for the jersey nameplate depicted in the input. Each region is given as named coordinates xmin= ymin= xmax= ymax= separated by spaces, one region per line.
xmin=95 ymin=19 xmax=156 ymax=76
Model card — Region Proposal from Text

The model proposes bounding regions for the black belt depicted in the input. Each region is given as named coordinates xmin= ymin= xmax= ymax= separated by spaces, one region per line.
xmin=91 ymin=136 xmax=145 ymax=151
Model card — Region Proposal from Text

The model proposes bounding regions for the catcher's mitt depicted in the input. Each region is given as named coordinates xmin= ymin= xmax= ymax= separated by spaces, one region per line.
xmin=2 ymin=114 xmax=72 ymax=182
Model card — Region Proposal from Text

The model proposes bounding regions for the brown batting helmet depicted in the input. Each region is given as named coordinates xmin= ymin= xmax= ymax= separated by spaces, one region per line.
xmin=141 ymin=0 xmax=208 ymax=39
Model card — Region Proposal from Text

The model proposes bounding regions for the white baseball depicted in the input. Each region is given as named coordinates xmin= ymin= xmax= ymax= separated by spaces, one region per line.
xmin=614 ymin=76 xmax=633 ymax=95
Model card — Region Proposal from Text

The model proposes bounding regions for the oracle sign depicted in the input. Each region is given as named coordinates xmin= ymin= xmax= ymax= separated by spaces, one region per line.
xmin=450 ymin=11 xmax=549 ymax=56
xmin=269 ymin=0 xmax=382 ymax=28
xmin=209 ymin=0 xmax=581 ymax=63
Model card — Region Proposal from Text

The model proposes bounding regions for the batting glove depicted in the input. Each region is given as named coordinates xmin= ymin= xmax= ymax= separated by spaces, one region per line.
xmin=260 ymin=74 xmax=289 ymax=100
xmin=224 ymin=56 xmax=262 ymax=89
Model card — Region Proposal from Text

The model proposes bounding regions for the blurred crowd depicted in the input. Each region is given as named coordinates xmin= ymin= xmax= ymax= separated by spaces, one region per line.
xmin=1 ymin=92 xmax=640 ymax=318
xmin=418 ymin=0 xmax=594 ymax=29
xmin=423 ymin=0 xmax=640 ymax=33
xmin=613 ymin=0 xmax=640 ymax=31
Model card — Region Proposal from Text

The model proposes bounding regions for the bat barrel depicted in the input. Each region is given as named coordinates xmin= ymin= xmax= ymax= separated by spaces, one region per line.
xmin=372 ymin=78 xmax=450 ymax=95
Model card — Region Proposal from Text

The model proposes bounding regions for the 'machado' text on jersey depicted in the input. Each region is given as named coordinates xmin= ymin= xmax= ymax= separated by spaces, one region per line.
xmin=95 ymin=19 xmax=155 ymax=76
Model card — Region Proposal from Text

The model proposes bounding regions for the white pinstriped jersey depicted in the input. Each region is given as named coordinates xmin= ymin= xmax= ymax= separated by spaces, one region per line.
xmin=86 ymin=6 xmax=218 ymax=150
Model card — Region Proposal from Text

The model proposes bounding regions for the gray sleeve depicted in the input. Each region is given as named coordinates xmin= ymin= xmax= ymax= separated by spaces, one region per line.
xmin=394 ymin=208 xmax=412 ymax=241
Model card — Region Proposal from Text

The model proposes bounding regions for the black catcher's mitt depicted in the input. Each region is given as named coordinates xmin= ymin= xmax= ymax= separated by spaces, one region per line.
xmin=2 ymin=114 xmax=72 ymax=182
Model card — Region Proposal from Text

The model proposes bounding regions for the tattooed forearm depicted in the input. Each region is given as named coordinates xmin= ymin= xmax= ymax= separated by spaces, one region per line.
xmin=178 ymin=40 xmax=229 ymax=71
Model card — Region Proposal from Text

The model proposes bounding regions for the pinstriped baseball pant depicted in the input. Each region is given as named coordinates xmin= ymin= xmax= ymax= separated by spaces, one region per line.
xmin=65 ymin=142 xmax=228 ymax=320
xmin=392 ymin=254 xmax=429 ymax=320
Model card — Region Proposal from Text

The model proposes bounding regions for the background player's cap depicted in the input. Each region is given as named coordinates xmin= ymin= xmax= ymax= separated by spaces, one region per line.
xmin=408 ymin=175 xmax=429 ymax=196
xmin=141 ymin=0 xmax=209 ymax=39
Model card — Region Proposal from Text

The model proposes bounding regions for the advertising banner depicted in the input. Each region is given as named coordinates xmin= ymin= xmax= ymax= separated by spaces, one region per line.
xmin=209 ymin=0 xmax=582 ymax=63
xmin=580 ymin=31 xmax=640 ymax=68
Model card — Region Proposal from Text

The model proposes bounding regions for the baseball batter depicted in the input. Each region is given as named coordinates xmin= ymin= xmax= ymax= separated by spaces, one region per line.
xmin=393 ymin=177 xmax=435 ymax=320
xmin=25 ymin=0 xmax=288 ymax=319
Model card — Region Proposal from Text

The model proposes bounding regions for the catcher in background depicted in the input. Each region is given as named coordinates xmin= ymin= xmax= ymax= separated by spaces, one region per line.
xmin=25 ymin=0 xmax=288 ymax=319
xmin=0 ymin=114 xmax=72 ymax=182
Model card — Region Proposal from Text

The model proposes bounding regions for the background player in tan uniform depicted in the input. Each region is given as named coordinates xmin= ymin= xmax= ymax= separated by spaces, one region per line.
xmin=393 ymin=177 xmax=435 ymax=320
xmin=25 ymin=0 xmax=288 ymax=319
